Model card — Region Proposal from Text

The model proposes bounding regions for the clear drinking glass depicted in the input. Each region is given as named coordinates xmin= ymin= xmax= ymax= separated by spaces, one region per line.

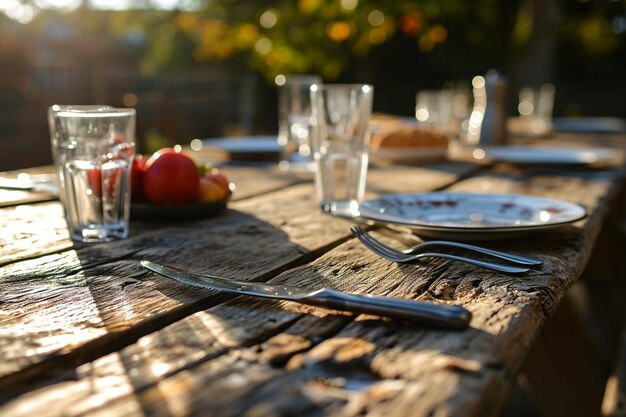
xmin=48 ymin=105 xmax=135 ymax=242
xmin=518 ymin=83 xmax=555 ymax=135
xmin=415 ymin=90 xmax=455 ymax=132
xmin=277 ymin=75 xmax=322 ymax=172
xmin=310 ymin=84 xmax=374 ymax=216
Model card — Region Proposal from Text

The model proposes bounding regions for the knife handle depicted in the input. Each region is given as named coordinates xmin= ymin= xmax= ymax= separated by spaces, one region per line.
xmin=303 ymin=288 xmax=472 ymax=330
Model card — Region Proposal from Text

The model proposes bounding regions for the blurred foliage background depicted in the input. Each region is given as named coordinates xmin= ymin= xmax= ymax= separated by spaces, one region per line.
xmin=0 ymin=0 xmax=624 ymax=169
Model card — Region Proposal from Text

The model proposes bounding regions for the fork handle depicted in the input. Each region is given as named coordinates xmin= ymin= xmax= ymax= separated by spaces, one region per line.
xmin=302 ymin=288 xmax=472 ymax=329
xmin=424 ymin=241 xmax=543 ymax=266
xmin=414 ymin=252 xmax=529 ymax=274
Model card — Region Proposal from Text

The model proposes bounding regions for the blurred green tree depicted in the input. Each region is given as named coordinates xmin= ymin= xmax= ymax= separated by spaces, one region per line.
xmin=5 ymin=0 xmax=624 ymax=83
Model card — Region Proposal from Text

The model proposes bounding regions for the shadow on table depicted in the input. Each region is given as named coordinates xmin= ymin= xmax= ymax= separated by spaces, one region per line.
xmin=1 ymin=205 xmax=521 ymax=416
xmin=60 ymin=207 xmax=495 ymax=416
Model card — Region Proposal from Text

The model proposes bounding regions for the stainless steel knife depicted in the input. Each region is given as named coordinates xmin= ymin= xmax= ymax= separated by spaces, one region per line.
xmin=0 ymin=177 xmax=59 ymax=195
xmin=141 ymin=260 xmax=472 ymax=329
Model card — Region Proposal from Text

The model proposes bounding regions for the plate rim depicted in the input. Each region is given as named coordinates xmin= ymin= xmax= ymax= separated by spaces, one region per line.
xmin=199 ymin=136 xmax=280 ymax=153
xmin=484 ymin=146 xmax=613 ymax=165
xmin=552 ymin=117 xmax=626 ymax=133
xmin=357 ymin=191 xmax=586 ymax=233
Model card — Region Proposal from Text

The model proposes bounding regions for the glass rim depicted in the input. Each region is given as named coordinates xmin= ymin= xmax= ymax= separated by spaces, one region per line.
xmin=310 ymin=83 xmax=373 ymax=93
xmin=283 ymin=74 xmax=323 ymax=83
xmin=52 ymin=105 xmax=136 ymax=118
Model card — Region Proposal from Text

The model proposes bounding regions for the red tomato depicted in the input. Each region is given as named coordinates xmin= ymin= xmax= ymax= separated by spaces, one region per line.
xmin=143 ymin=149 xmax=200 ymax=205
xmin=131 ymin=154 xmax=146 ymax=202
xmin=87 ymin=167 xmax=102 ymax=197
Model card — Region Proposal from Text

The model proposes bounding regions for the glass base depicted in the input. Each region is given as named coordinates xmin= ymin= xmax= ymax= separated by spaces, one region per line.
xmin=320 ymin=200 xmax=360 ymax=218
xmin=70 ymin=223 xmax=129 ymax=242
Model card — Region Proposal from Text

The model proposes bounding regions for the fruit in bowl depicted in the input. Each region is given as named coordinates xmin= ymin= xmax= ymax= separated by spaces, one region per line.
xmin=132 ymin=148 xmax=232 ymax=206
xmin=143 ymin=149 xmax=200 ymax=205
xmin=198 ymin=172 xmax=230 ymax=203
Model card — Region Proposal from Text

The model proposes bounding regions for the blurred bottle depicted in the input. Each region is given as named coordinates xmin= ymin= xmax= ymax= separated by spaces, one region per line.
xmin=465 ymin=70 xmax=508 ymax=146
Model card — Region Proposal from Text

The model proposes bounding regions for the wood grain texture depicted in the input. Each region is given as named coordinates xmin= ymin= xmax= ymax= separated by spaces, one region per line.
xmin=0 ymin=236 xmax=541 ymax=417
xmin=0 ymin=160 xmax=476 ymax=385
xmin=0 ymin=166 xmax=58 ymax=208
xmin=0 ymin=189 xmax=56 ymax=208
xmin=215 ymin=164 xmax=309 ymax=202
xmin=1 ymin=163 xmax=622 ymax=416
xmin=0 ymin=162 xmax=477 ymax=388
xmin=366 ymin=161 xmax=481 ymax=195
xmin=0 ymin=162 xmax=478 ymax=266
xmin=0 ymin=186 xmax=347 ymax=383
xmin=0 ymin=202 xmax=71 ymax=265
xmin=1 ymin=126 xmax=624 ymax=417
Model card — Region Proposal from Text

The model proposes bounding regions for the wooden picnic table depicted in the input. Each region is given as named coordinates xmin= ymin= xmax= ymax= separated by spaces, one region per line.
xmin=0 ymin=130 xmax=625 ymax=417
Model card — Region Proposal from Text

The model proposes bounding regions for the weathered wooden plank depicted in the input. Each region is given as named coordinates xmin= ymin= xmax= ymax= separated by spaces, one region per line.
xmin=0 ymin=202 xmax=71 ymax=266
xmin=0 ymin=164 xmax=308 ymax=265
xmin=0 ymin=162 xmax=478 ymax=266
xmin=0 ymin=161 xmax=476 ymax=381
xmin=1 ymin=164 xmax=621 ymax=416
xmin=0 ymin=185 xmax=347 ymax=382
xmin=216 ymin=164 xmax=309 ymax=202
xmin=366 ymin=161 xmax=481 ymax=195
xmin=0 ymin=161 xmax=478 ymax=387
xmin=0 ymin=189 xmax=56 ymax=208
xmin=444 ymin=166 xmax=619 ymax=316
xmin=0 ymin=161 xmax=479 ymax=209
xmin=0 ymin=161 xmax=608 ymax=414
xmin=0 ymin=166 xmax=58 ymax=208
xmin=0 ymin=231 xmax=542 ymax=415
xmin=0 ymin=235 xmax=541 ymax=416
xmin=0 ymin=300 xmax=350 ymax=416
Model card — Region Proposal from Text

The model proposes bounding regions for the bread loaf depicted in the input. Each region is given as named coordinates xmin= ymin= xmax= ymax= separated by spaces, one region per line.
xmin=371 ymin=128 xmax=449 ymax=150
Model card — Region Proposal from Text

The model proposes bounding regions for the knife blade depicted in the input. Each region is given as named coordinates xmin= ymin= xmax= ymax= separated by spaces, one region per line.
xmin=0 ymin=177 xmax=59 ymax=195
xmin=141 ymin=260 xmax=472 ymax=329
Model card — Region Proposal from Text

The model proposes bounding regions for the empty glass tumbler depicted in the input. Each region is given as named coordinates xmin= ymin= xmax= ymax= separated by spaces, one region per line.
xmin=277 ymin=75 xmax=322 ymax=172
xmin=48 ymin=105 xmax=135 ymax=242
xmin=309 ymin=84 xmax=374 ymax=216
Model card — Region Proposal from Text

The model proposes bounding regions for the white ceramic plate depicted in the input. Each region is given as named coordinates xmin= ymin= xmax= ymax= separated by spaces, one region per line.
xmin=357 ymin=192 xmax=586 ymax=239
xmin=201 ymin=136 xmax=280 ymax=152
xmin=552 ymin=117 xmax=626 ymax=133
xmin=194 ymin=136 xmax=281 ymax=161
xmin=485 ymin=146 xmax=614 ymax=165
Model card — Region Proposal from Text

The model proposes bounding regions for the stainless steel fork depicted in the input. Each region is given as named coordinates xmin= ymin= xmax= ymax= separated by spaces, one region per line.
xmin=351 ymin=226 xmax=530 ymax=274
xmin=351 ymin=225 xmax=543 ymax=266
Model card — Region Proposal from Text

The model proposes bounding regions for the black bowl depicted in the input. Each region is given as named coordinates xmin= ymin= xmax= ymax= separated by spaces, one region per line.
xmin=131 ymin=198 xmax=228 ymax=221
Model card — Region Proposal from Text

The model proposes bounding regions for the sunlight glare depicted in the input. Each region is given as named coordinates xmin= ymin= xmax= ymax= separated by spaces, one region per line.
xmin=260 ymin=9 xmax=278 ymax=29
xmin=275 ymin=74 xmax=286 ymax=86
xmin=151 ymin=361 xmax=172 ymax=377
xmin=368 ymin=10 xmax=384 ymax=27
xmin=2 ymin=0 xmax=204 ymax=23
xmin=472 ymin=148 xmax=486 ymax=160
xmin=190 ymin=139 xmax=203 ymax=151
xmin=340 ymin=0 xmax=358 ymax=10
xmin=539 ymin=210 xmax=551 ymax=222
xmin=35 ymin=0 xmax=82 ymax=11
xmin=255 ymin=37 xmax=273 ymax=54
xmin=2 ymin=1 xmax=35 ymax=24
